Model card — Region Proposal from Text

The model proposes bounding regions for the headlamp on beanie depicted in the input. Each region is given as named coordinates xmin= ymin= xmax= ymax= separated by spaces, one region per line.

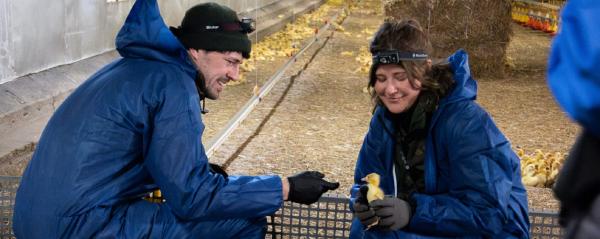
xmin=372 ymin=50 xmax=428 ymax=65
xmin=240 ymin=18 xmax=256 ymax=33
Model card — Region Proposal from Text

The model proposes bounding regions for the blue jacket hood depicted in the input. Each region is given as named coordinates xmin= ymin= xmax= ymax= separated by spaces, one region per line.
xmin=116 ymin=0 xmax=196 ymax=78
xmin=374 ymin=50 xmax=478 ymax=140
xmin=442 ymin=49 xmax=478 ymax=105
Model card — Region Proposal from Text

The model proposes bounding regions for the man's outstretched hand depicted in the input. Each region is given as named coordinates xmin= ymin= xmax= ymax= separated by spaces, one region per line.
xmin=286 ymin=171 xmax=340 ymax=205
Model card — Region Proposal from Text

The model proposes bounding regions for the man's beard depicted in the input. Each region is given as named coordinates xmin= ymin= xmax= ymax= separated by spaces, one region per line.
xmin=194 ymin=72 xmax=217 ymax=100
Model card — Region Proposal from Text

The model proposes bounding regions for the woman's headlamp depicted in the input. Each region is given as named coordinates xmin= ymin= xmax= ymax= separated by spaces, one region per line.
xmin=372 ymin=50 xmax=429 ymax=65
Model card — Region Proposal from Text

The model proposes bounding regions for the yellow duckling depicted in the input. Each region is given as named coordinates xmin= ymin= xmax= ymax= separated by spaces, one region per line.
xmin=516 ymin=148 xmax=525 ymax=158
xmin=362 ymin=173 xmax=385 ymax=203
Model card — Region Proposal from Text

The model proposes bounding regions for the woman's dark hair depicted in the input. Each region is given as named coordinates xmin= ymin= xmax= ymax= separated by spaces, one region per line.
xmin=368 ymin=19 xmax=454 ymax=107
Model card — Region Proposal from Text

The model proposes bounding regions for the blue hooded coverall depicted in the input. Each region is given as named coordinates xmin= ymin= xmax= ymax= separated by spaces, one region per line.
xmin=13 ymin=0 xmax=282 ymax=238
xmin=547 ymin=1 xmax=600 ymax=238
xmin=548 ymin=0 xmax=600 ymax=138
xmin=349 ymin=51 xmax=531 ymax=238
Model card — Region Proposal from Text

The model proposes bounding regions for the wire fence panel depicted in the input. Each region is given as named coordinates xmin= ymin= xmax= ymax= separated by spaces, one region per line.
xmin=266 ymin=194 xmax=353 ymax=239
xmin=529 ymin=210 xmax=563 ymax=238
xmin=0 ymin=176 xmax=19 ymax=239
xmin=0 ymin=177 xmax=565 ymax=238
xmin=267 ymin=194 xmax=565 ymax=239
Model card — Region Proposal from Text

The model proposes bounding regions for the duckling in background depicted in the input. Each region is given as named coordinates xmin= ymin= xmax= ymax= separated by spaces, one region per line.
xmin=516 ymin=148 xmax=525 ymax=158
xmin=522 ymin=164 xmax=547 ymax=187
xmin=362 ymin=173 xmax=385 ymax=203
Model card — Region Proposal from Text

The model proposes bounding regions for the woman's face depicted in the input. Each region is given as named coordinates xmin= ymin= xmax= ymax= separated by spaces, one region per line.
xmin=374 ymin=64 xmax=422 ymax=114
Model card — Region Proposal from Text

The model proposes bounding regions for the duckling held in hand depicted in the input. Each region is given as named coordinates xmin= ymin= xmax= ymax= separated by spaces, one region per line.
xmin=362 ymin=173 xmax=385 ymax=203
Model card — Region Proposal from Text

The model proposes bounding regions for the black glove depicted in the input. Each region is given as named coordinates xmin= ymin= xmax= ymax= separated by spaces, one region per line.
xmin=371 ymin=197 xmax=412 ymax=231
xmin=353 ymin=185 xmax=378 ymax=227
xmin=287 ymin=171 xmax=340 ymax=205
xmin=209 ymin=163 xmax=228 ymax=178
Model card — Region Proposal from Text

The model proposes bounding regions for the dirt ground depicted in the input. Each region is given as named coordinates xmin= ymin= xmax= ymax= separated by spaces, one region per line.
xmin=207 ymin=1 xmax=375 ymax=189
xmin=1 ymin=0 xmax=572 ymax=212
xmin=477 ymin=24 xmax=579 ymax=154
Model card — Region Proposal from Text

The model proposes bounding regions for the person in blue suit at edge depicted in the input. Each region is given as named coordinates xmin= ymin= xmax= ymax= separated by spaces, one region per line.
xmin=548 ymin=0 xmax=600 ymax=238
xmin=349 ymin=19 xmax=530 ymax=238
xmin=12 ymin=1 xmax=339 ymax=238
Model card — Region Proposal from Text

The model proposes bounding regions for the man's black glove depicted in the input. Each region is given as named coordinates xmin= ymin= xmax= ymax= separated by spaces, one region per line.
xmin=209 ymin=163 xmax=228 ymax=178
xmin=371 ymin=197 xmax=412 ymax=231
xmin=353 ymin=185 xmax=378 ymax=227
xmin=287 ymin=171 xmax=340 ymax=205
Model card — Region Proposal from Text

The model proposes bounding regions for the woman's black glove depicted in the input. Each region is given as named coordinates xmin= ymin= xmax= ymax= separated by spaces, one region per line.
xmin=287 ymin=171 xmax=340 ymax=205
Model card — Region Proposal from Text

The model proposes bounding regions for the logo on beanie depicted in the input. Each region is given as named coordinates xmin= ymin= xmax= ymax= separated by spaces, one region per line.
xmin=206 ymin=25 xmax=219 ymax=30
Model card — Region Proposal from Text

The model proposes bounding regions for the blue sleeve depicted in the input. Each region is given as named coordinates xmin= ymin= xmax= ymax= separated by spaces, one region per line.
xmin=407 ymin=103 xmax=517 ymax=237
xmin=350 ymin=134 xmax=382 ymax=209
xmin=548 ymin=0 xmax=600 ymax=137
xmin=144 ymin=77 xmax=282 ymax=221
xmin=350 ymin=108 xmax=395 ymax=209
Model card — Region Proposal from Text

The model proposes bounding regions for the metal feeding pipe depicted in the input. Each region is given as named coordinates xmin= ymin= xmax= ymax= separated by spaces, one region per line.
xmin=205 ymin=5 xmax=344 ymax=158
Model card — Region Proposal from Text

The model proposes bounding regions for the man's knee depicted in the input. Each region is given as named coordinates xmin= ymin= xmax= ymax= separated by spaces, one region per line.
xmin=105 ymin=200 xmax=268 ymax=238
xmin=187 ymin=216 xmax=267 ymax=239
xmin=235 ymin=217 xmax=267 ymax=239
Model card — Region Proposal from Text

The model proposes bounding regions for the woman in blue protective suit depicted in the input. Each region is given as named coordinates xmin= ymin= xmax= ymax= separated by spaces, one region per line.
xmin=12 ymin=1 xmax=338 ymax=238
xmin=349 ymin=19 xmax=530 ymax=238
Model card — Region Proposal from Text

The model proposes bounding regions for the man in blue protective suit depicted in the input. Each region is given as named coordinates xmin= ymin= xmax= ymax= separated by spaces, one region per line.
xmin=548 ymin=0 xmax=600 ymax=238
xmin=12 ymin=1 xmax=339 ymax=238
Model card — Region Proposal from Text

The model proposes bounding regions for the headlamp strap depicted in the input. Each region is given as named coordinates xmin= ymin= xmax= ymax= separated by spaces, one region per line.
xmin=373 ymin=50 xmax=429 ymax=65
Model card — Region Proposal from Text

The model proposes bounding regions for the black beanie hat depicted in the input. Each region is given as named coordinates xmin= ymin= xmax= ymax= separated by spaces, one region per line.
xmin=171 ymin=2 xmax=251 ymax=58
